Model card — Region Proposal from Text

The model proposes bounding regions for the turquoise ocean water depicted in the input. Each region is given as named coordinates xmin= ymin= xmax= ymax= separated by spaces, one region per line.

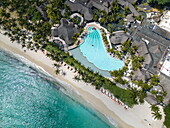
xmin=0 ymin=49 xmax=116 ymax=128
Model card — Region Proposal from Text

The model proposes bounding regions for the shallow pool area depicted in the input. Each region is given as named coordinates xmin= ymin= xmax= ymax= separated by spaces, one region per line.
xmin=70 ymin=48 xmax=111 ymax=77
xmin=79 ymin=26 xmax=123 ymax=71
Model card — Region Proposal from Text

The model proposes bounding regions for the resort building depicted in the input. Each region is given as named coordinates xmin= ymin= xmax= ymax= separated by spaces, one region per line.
xmin=51 ymin=19 xmax=80 ymax=46
xmin=130 ymin=20 xmax=170 ymax=74
xmin=152 ymin=25 xmax=170 ymax=40
xmin=117 ymin=0 xmax=139 ymax=16
xmin=124 ymin=14 xmax=135 ymax=26
xmin=132 ymin=69 xmax=151 ymax=81
xmin=65 ymin=0 xmax=112 ymax=21
xmin=129 ymin=19 xmax=170 ymax=103
xmin=66 ymin=0 xmax=139 ymax=22
xmin=65 ymin=1 xmax=93 ymax=21
xmin=110 ymin=32 xmax=129 ymax=45
xmin=133 ymin=40 xmax=153 ymax=71
xmin=86 ymin=0 xmax=111 ymax=13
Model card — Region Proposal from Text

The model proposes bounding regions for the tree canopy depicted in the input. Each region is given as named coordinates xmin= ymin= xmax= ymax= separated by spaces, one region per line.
xmin=164 ymin=104 xmax=170 ymax=128
xmin=148 ymin=0 xmax=170 ymax=4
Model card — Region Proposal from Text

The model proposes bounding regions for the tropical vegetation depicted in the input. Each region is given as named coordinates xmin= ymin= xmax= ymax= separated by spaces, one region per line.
xmin=45 ymin=42 xmax=137 ymax=107
xmin=71 ymin=16 xmax=81 ymax=25
xmin=0 ymin=0 xmax=167 ymax=116
xmin=92 ymin=0 xmax=131 ymax=32
xmin=148 ymin=0 xmax=170 ymax=4
xmin=150 ymin=104 xmax=162 ymax=120
xmin=164 ymin=104 xmax=170 ymax=128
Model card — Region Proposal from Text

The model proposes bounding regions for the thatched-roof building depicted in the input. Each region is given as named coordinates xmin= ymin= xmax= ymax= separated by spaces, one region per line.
xmin=153 ymin=25 xmax=170 ymax=40
xmin=133 ymin=40 xmax=153 ymax=70
xmin=125 ymin=14 xmax=135 ymax=25
xmin=65 ymin=1 xmax=93 ymax=21
xmin=133 ymin=69 xmax=151 ymax=81
xmin=51 ymin=19 xmax=80 ymax=46
xmin=87 ymin=0 xmax=110 ymax=13
xmin=117 ymin=0 xmax=139 ymax=16
xmin=110 ymin=32 xmax=129 ymax=45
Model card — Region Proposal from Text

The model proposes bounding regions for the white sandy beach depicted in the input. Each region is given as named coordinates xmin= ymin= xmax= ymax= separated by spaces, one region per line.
xmin=0 ymin=32 xmax=165 ymax=128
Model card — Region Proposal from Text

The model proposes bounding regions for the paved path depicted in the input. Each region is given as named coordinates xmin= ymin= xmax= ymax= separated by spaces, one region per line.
xmin=70 ymin=13 xmax=84 ymax=25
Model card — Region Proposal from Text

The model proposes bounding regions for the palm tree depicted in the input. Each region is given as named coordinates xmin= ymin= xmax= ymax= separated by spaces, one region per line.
xmin=129 ymin=88 xmax=138 ymax=103
xmin=55 ymin=69 xmax=60 ymax=75
xmin=150 ymin=104 xmax=159 ymax=112
xmin=137 ymin=90 xmax=146 ymax=104
xmin=152 ymin=111 xmax=162 ymax=120
xmin=53 ymin=63 xmax=61 ymax=69
xmin=156 ymin=95 xmax=163 ymax=103
xmin=61 ymin=70 xmax=66 ymax=76
xmin=73 ymin=75 xmax=81 ymax=82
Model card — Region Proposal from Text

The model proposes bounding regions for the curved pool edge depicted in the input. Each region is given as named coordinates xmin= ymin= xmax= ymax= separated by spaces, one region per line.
xmin=78 ymin=26 xmax=124 ymax=71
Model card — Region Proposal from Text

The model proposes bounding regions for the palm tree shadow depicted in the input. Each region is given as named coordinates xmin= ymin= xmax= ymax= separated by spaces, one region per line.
xmin=61 ymin=70 xmax=66 ymax=76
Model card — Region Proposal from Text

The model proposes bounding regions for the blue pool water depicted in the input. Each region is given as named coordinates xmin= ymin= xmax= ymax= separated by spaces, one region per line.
xmin=0 ymin=49 xmax=115 ymax=128
xmin=79 ymin=27 xmax=123 ymax=71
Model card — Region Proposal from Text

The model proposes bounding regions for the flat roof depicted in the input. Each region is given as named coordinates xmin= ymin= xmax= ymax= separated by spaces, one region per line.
xmin=160 ymin=60 xmax=170 ymax=77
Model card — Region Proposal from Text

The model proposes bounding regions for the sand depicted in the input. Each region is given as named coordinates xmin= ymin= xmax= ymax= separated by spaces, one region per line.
xmin=0 ymin=32 xmax=165 ymax=128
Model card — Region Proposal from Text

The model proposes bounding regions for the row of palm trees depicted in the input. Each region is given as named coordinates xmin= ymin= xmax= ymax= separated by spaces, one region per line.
xmin=101 ymin=30 xmax=109 ymax=46
xmin=45 ymin=42 xmax=138 ymax=107
xmin=0 ymin=0 xmax=72 ymax=51
xmin=0 ymin=0 xmax=167 ymax=117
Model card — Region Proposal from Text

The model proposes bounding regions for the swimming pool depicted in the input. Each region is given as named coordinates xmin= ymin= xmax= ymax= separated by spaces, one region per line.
xmin=79 ymin=26 xmax=123 ymax=71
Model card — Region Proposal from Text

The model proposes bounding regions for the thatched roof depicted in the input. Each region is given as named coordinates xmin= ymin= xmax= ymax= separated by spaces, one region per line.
xmin=117 ymin=0 xmax=139 ymax=16
xmin=51 ymin=19 xmax=80 ymax=45
xmin=133 ymin=69 xmax=150 ymax=81
xmin=134 ymin=40 xmax=149 ymax=56
xmin=127 ymin=0 xmax=137 ymax=4
xmin=144 ymin=53 xmax=153 ymax=65
xmin=103 ymin=1 xmax=109 ymax=7
xmin=35 ymin=4 xmax=47 ymax=20
xmin=75 ymin=0 xmax=89 ymax=3
xmin=149 ymin=45 xmax=162 ymax=54
xmin=153 ymin=25 xmax=170 ymax=40
xmin=145 ymin=94 xmax=157 ymax=105
xmin=110 ymin=33 xmax=129 ymax=45
xmin=125 ymin=14 xmax=134 ymax=23
xmin=87 ymin=0 xmax=109 ymax=13
xmin=65 ymin=1 xmax=93 ymax=21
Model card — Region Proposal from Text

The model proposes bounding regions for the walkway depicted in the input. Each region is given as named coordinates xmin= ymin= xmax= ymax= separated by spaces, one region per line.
xmin=52 ymin=37 xmax=68 ymax=52
xmin=70 ymin=13 xmax=84 ymax=25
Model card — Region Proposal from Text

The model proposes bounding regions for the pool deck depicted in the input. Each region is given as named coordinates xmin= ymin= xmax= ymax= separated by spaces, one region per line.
xmin=68 ymin=22 xmax=112 ymax=51
xmin=68 ymin=22 xmax=124 ymax=69
xmin=68 ymin=38 xmax=84 ymax=51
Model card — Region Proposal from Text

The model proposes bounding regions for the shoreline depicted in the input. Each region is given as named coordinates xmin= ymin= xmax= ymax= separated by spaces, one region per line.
xmin=0 ymin=33 xmax=165 ymax=128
